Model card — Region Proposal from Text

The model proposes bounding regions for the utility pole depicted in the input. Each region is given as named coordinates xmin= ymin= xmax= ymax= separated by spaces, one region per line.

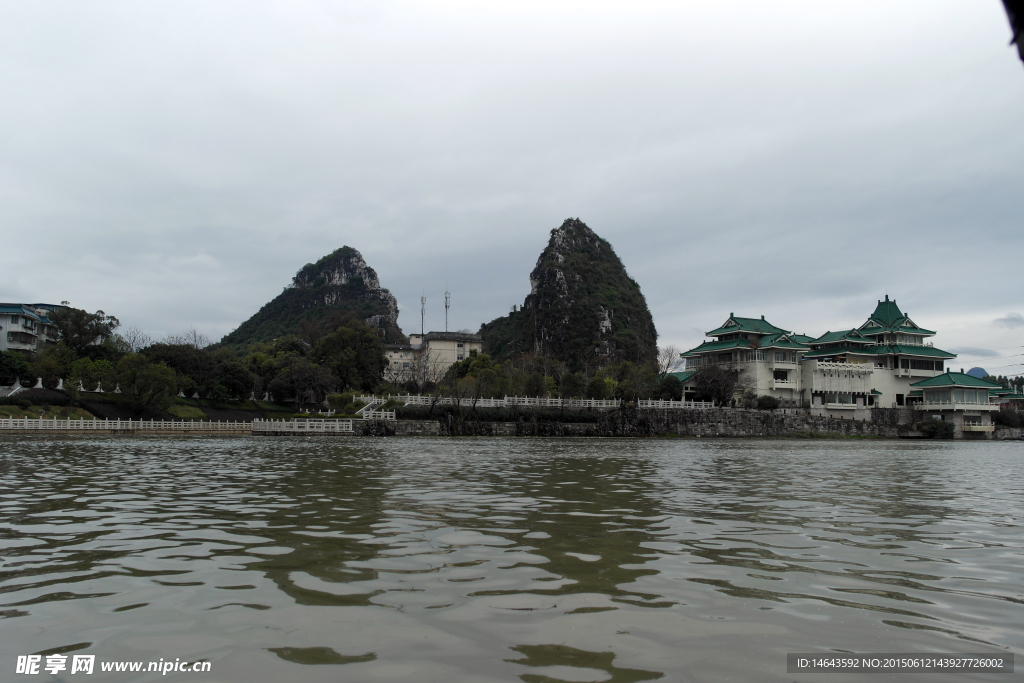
xmin=444 ymin=289 xmax=451 ymax=333
xmin=421 ymin=295 xmax=426 ymax=336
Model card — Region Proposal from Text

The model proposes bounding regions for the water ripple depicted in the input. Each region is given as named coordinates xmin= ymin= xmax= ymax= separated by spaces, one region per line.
xmin=0 ymin=436 xmax=1021 ymax=681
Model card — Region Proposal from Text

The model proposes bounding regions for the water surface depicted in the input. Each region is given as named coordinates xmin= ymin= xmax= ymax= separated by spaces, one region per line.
xmin=1 ymin=436 xmax=1021 ymax=681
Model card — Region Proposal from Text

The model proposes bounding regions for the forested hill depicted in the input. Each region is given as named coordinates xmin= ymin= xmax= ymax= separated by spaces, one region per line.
xmin=220 ymin=247 xmax=405 ymax=351
xmin=479 ymin=218 xmax=657 ymax=371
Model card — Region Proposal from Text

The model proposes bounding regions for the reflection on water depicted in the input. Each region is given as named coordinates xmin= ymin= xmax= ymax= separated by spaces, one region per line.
xmin=0 ymin=436 xmax=1021 ymax=681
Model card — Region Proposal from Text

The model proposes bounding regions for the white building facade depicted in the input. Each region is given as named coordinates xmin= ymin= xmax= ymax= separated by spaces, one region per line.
xmin=0 ymin=304 xmax=62 ymax=356
xmin=384 ymin=331 xmax=484 ymax=385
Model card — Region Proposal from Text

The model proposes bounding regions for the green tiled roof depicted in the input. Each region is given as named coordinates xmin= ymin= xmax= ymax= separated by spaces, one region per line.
xmin=871 ymin=389 xmax=882 ymax=395
xmin=910 ymin=372 xmax=1002 ymax=388
xmin=868 ymin=296 xmax=904 ymax=327
xmin=667 ymin=370 xmax=696 ymax=383
xmin=790 ymin=334 xmax=816 ymax=344
xmin=802 ymin=343 xmax=955 ymax=360
xmin=990 ymin=388 xmax=1024 ymax=399
xmin=810 ymin=329 xmax=873 ymax=345
xmin=680 ymin=339 xmax=749 ymax=357
xmin=890 ymin=345 xmax=956 ymax=359
xmin=706 ymin=314 xmax=789 ymax=337
xmin=758 ymin=333 xmax=811 ymax=350
xmin=908 ymin=390 xmax=923 ymax=397
xmin=802 ymin=345 xmax=890 ymax=358
xmin=683 ymin=332 xmax=810 ymax=357
xmin=859 ymin=296 xmax=935 ymax=335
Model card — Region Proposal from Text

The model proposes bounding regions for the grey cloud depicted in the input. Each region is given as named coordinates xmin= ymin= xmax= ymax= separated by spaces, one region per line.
xmin=994 ymin=313 xmax=1024 ymax=328
xmin=948 ymin=347 xmax=998 ymax=358
xmin=0 ymin=2 xmax=1021 ymax=353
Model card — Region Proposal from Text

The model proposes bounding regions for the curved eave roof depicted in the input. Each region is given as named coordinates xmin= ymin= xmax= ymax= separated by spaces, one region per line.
xmin=667 ymin=370 xmax=696 ymax=383
xmin=811 ymin=329 xmax=873 ymax=344
xmin=890 ymin=345 xmax=955 ymax=359
xmin=681 ymin=339 xmax=748 ymax=356
xmin=758 ymin=333 xmax=810 ymax=349
xmin=765 ymin=340 xmax=810 ymax=350
xmin=911 ymin=372 xmax=1001 ymax=388
xmin=802 ymin=345 xmax=890 ymax=358
xmin=705 ymin=315 xmax=789 ymax=337
xmin=802 ymin=344 xmax=956 ymax=359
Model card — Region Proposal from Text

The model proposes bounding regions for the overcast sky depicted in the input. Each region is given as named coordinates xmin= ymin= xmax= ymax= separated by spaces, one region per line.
xmin=2 ymin=1 xmax=1022 ymax=375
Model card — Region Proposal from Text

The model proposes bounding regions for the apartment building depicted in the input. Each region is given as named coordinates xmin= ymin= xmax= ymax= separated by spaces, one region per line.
xmin=0 ymin=303 xmax=62 ymax=356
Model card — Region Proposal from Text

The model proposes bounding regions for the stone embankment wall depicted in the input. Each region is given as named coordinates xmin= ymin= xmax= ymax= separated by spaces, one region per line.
xmin=392 ymin=407 xmax=912 ymax=438
xmin=646 ymin=408 xmax=899 ymax=438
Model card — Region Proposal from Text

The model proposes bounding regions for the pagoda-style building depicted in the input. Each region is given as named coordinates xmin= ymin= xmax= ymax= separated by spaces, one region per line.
xmin=681 ymin=296 xmax=970 ymax=418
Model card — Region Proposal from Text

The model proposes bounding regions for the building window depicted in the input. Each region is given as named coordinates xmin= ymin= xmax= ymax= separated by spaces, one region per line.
xmin=896 ymin=394 xmax=905 ymax=406
xmin=457 ymin=343 xmax=464 ymax=348
xmin=773 ymin=370 xmax=788 ymax=381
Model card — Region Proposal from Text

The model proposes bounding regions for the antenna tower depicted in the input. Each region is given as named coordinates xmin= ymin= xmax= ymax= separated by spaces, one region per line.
xmin=420 ymin=295 xmax=426 ymax=336
xmin=444 ymin=289 xmax=451 ymax=332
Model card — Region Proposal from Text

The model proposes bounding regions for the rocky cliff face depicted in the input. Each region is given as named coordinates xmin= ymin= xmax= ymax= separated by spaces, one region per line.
xmin=480 ymin=218 xmax=657 ymax=369
xmin=221 ymin=246 xmax=404 ymax=349
xmin=291 ymin=247 xmax=382 ymax=290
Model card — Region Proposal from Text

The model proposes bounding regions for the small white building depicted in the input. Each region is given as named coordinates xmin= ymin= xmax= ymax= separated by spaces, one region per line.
xmin=909 ymin=372 xmax=1002 ymax=439
xmin=385 ymin=331 xmax=484 ymax=384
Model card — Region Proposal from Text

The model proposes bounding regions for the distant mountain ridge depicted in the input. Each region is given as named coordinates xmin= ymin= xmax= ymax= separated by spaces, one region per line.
xmin=479 ymin=218 xmax=657 ymax=370
xmin=220 ymin=247 xmax=404 ymax=350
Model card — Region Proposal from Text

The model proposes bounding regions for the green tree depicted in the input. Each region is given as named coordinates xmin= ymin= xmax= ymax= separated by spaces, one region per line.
xmin=268 ymin=356 xmax=335 ymax=407
xmin=0 ymin=351 xmax=29 ymax=385
xmin=559 ymin=372 xmax=587 ymax=399
xmin=65 ymin=357 xmax=117 ymax=394
xmin=30 ymin=344 xmax=76 ymax=388
xmin=49 ymin=304 xmax=120 ymax=355
xmin=586 ymin=373 xmax=613 ymax=399
xmin=313 ymin=322 xmax=386 ymax=391
xmin=653 ymin=374 xmax=683 ymax=401
xmin=213 ymin=361 xmax=256 ymax=400
xmin=116 ymin=354 xmax=177 ymax=415
xmin=693 ymin=365 xmax=738 ymax=406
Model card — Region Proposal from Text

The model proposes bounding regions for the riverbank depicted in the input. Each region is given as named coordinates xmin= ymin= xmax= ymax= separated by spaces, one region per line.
xmin=6 ymin=410 xmax=1019 ymax=440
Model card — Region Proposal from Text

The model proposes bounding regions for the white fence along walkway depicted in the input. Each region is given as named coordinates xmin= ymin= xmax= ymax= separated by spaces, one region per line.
xmin=0 ymin=418 xmax=251 ymax=431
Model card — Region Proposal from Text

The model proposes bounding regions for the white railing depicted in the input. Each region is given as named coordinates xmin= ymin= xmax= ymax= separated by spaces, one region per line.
xmin=814 ymin=362 xmax=873 ymax=372
xmin=914 ymin=401 xmax=995 ymax=410
xmin=252 ymin=418 xmax=354 ymax=433
xmin=0 ymin=418 xmax=251 ymax=431
xmin=636 ymin=399 xmax=715 ymax=409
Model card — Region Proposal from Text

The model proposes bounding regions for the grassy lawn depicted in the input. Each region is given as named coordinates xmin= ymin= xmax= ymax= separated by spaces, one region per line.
xmin=0 ymin=405 xmax=98 ymax=420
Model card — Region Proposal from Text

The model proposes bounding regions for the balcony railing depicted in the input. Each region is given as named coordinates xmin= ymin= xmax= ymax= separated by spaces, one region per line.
xmin=914 ymin=400 xmax=996 ymax=410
